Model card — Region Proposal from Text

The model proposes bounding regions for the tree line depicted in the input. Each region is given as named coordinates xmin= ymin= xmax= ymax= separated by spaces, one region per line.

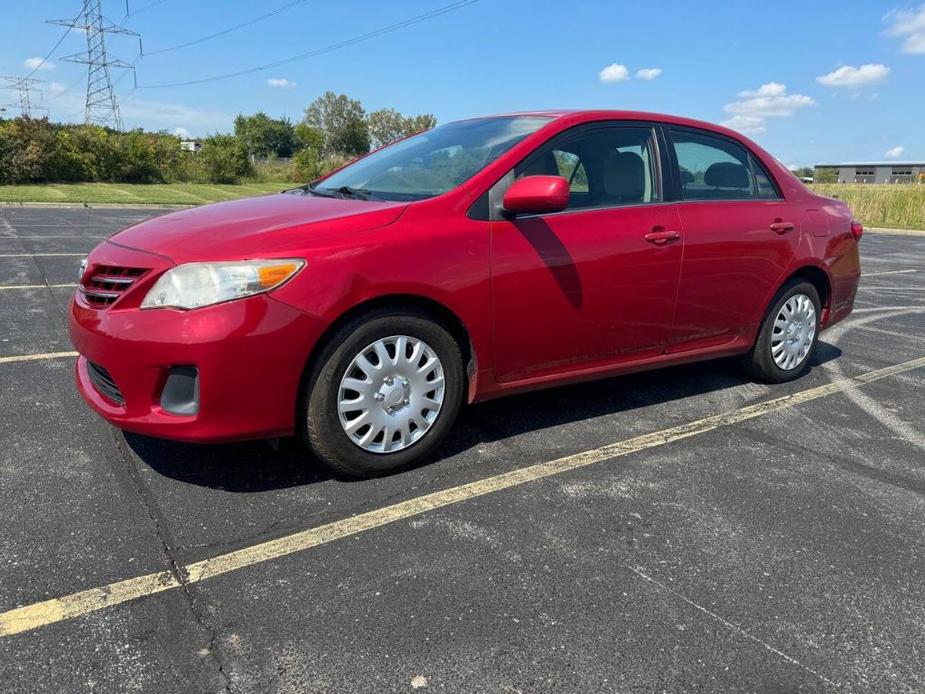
xmin=0 ymin=91 xmax=436 ymax=185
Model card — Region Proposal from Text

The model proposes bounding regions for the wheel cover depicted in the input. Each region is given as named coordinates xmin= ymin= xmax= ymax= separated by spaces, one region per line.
xmin=337 ymin=335 xmax=446 ymax=454
xmin=770 ymin=293 xmax=816 ymax=370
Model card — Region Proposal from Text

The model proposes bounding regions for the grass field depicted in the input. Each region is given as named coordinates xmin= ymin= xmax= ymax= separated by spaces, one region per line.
xmin=0 ymin=182 xmax=299 ymax=205
xmin=1 ymin=181 xmax=923 ymax=230
xmin=809 ymin=183 xmax=925 ymax=230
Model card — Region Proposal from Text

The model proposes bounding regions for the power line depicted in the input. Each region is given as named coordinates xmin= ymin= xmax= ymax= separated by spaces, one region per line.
xmin=139 ymin=0 xmax=478 ymax=88
xmin=20 ymin=0 xmax=89 ymax=80
xmin=144 ymin=0 xmax=314 ymax=56
xmin=124 ymin=0 xmax=169 ymax=19
xmin=50 ymin=0 xmax=141 ymax=129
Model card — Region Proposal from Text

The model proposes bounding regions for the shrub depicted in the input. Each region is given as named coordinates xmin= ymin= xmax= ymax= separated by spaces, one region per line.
xmin=197 ymin=134 xmax=254 ymax=184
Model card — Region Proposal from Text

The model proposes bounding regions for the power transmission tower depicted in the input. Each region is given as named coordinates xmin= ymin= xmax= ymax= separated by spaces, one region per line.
xmin=50 ymin=1 xmax=140 ymax=129
xmin=0 ymin=76 xmax=44 ymax=117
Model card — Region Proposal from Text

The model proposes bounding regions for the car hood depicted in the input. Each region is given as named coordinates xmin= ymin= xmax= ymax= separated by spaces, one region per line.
xmin=108 ymin=192 xmax=408 ymax=264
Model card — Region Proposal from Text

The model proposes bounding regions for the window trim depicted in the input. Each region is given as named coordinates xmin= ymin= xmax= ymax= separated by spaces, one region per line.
xmin=486 ymin=120 xmax=669 ymax=221
xmin=663 ymin=125 xmax=786 ymax=204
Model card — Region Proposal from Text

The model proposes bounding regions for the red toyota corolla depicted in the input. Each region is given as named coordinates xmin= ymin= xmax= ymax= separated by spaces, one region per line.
xmin=69 ymin=110 xmax=862 ymax=477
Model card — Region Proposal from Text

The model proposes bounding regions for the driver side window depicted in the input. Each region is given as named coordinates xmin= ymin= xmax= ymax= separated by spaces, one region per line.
xmin=514 ymin=125 xmax=659 ymax=211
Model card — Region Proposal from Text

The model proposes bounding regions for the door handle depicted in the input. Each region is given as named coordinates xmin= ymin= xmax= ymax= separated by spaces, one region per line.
xmin=769 ymin=221 xmax=795 ymax=234
xmin=644 ymin=229 xmax=681 ymax=245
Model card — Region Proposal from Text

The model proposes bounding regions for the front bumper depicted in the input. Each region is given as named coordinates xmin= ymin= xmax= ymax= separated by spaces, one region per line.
xmin=70 ymin=285 xmax=324 ymax=444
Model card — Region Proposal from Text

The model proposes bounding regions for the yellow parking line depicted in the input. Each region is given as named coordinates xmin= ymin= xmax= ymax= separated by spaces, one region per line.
xmin=0 ymin=351 xmax=78 ymax=365
xmin=1 ymin=354 xmax=924 ymax=637
xmin=0 ymin=283 xmax=77 ymax=291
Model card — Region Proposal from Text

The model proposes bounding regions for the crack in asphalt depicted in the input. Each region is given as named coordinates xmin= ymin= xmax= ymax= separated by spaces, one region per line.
xmin=109 ymin=430 xmax=235 ymax=692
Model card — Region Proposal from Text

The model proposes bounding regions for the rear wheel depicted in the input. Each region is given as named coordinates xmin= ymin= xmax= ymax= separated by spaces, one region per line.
xmin=745 ymin=280 xmax=821 ymax=383
xmin=302 ymin=309 xmax=464 ymax=478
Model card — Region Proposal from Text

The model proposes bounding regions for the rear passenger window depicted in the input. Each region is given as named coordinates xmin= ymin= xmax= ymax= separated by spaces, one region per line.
xmin=515 ymin=126 xmax=658 ymax=211
xmin=670 ymin=129 xmax=756 ymax=201
xmin=750 ymin=155 xmax=782 ymax=199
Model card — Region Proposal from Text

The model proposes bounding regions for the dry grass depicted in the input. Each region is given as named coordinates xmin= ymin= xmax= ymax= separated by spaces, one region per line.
xmin=809 ymin=184 xmax=925 ymax=231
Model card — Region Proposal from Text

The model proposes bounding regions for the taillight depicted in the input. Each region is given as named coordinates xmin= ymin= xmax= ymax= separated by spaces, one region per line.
xmin=850 ymin=220 xmax=864 ymax=240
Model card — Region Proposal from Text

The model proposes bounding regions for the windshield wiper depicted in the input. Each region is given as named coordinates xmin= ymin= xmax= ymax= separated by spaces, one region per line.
xmin=331 ymin=185 xmax=376 ymax=200
xmin=300 ymin=183 xmax=338 ymax=198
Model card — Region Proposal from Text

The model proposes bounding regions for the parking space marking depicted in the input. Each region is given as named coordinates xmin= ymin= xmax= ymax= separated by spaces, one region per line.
xmin=0 ymin=253 xmax=85 ymax=258
xmin=0 ymin=352 xmax=78 ymax=365
xmin=0 ymin=235 xmax=106 ymax=240
xmin=1 ymin=354 xmax=924 ymax=638
xmin=0 ymin=283 xmax=76 ymax=291
xmin=863 ymin=269 xmax=918 ymax=277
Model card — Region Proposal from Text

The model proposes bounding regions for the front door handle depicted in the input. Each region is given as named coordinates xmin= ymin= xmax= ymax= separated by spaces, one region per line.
xmin=769 ymin=221 xmax=795 ymax=234
xmin=644 ymin=229 xmax=681 ymax=245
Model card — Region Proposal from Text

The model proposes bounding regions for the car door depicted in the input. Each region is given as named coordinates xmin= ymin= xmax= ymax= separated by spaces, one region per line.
xmin=489 ymin=122 xmax=684 ymax=383
xmin=665 ymin=126 xmax=800 ymax=352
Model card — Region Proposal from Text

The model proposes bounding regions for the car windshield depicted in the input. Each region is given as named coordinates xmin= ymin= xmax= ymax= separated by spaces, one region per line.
xmin=314 ymin=116 xmax=553 ymax=202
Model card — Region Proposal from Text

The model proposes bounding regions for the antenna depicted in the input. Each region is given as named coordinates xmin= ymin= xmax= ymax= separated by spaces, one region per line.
xmin=50 ymin=1 xmax=140 ymax=129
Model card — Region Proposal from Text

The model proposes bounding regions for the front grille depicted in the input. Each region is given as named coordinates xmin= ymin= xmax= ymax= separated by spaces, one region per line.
xmin=80 ymin=266 xmax=147 ymax=308
xmin=87 ymin=362 xmax=125 ymax=405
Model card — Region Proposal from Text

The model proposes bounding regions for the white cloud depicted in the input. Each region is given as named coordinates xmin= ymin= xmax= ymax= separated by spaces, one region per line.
xmin=173 ymin=126 xmax=191 ymax=139
xmin=816 ymin=64 xmax=890 ymax=87
xmin=48 ymin=81 xmax=67 ymax=94
xmin=885 ymin=4 xmax=925 ymax=54
xmin=725 ymin=82 xmax=815 ymax=117
xmin=267 ymin=77 xmax=296 ymax=88
xmin=635 ymin=67 xmax=662 ymax=81
xmin=24 ymin=57 xmax=54 ymax=71
xmin=598 ymin=63 xmax=630 ymax=83
xmin=885 ymin=145 xmax=905 ymax=158
xmin=721 ymin=82 xmax=814 ymax=136
xmin=720 ymin=115 xmax=767 ymax=135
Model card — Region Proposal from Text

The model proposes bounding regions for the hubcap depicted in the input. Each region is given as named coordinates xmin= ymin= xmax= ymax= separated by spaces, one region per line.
xmin=337 ymin=335 xmax=445 ymax=454
xmin=771 ymin=293 xmax=816 ymax=370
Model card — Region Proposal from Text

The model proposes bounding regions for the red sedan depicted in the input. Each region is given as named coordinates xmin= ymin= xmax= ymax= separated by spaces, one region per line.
xmin=69 ymin=110 xmax=862 ymax=477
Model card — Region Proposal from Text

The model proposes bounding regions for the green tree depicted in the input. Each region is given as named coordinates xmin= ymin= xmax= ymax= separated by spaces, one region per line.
xmin=303 ymin=91 xmax=370 ymax=157
xmin=197 ymin=134 xmax=254 ymax=183
xmin=368 ymin=108 xmax=436 ymax=149
xmin=813 ymin=167 xmax=838 ymax=183
xmin=234 ymin=112 xmax=296 ymax=158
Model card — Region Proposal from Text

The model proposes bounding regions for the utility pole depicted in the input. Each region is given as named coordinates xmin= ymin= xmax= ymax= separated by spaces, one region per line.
xmin=0 ymin=76 xmax=44 ymax=118
xmin=50 ymin=1 xmax=140 ymax=130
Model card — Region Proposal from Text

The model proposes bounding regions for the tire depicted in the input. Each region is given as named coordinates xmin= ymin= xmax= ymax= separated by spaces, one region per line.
xmin=300 ymin=308 xmax=465 ymax=478
xmin=744 ymin=279 xmax=821 ymax=383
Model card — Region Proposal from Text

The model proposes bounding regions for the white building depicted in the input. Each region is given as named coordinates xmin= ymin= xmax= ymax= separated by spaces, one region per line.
xmin=815 ymin=162 xmax=925 ymax=184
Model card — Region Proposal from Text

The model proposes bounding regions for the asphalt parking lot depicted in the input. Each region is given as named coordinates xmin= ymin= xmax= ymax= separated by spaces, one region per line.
xmin=1 ymin=206 xmax=923 ymax=693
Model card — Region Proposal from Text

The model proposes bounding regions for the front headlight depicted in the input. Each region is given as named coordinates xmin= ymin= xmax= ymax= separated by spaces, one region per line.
xmin=141 ymin=259 xmax=305 ymax=310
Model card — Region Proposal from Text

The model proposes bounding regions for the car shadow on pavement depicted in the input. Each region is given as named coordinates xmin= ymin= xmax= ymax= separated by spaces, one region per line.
xmin=126 ymin=342 xmax=841 ymax=492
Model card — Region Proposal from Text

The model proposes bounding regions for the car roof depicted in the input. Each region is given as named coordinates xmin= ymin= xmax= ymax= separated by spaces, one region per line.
xmin=467 ymin=109 xmax=752 ymax=143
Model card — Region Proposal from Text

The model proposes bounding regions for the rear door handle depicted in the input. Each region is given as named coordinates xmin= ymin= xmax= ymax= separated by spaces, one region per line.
xmin=769 ymin=221 xmax=795 ymax=234
xmin=644 ymin=229 xmax=681 ymax=245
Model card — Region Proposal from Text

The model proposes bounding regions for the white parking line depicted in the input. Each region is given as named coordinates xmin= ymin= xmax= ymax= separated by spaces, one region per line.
xmin=863 ymin=269 xmax=918 ymax=277
xmin=0 ymin=352 xmax=78 ymax=365
xmin=0 ymin=283 xmax=77 ymax=291
xmin=0 ymin=236 xmax=106 ymax=240
xmin=0 ymin=253 xmax=85 ymax=258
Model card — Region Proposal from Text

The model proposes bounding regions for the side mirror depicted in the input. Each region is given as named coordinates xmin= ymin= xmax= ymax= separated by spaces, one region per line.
xmin=502 ymin=175 xmax=569 ymax=215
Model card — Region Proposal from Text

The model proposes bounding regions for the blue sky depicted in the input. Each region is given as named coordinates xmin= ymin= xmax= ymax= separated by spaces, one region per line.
xmin=3 ymin=0 xmax=924 ymax=167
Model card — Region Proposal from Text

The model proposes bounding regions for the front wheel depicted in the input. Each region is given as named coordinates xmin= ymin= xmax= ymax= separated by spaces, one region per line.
xmin=745 ymin=280 xmax=821 ymax=383
xmin=302 ymin=310 xmax=465 ymax=478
